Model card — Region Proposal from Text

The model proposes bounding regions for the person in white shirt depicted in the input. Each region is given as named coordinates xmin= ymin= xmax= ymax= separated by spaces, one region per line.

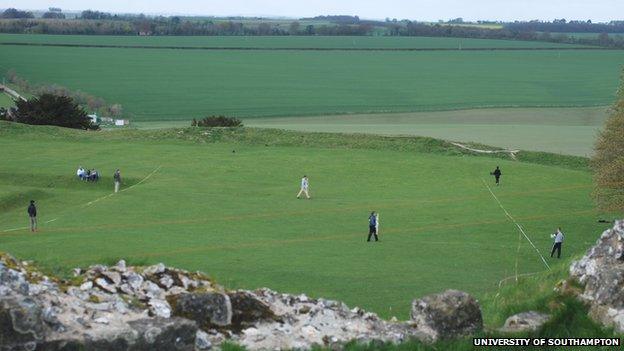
xmin=76 ymin=166 xmax=85 ymax=180
xmin=296 ymin=175 xmax=310 ymax=199
xmin=550 ymin=228 xmax=565 ymax=258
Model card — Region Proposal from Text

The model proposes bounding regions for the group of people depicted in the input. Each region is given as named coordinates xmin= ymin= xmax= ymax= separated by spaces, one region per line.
xmin=76 ymin=166 xmax=100 ymax=182
xmin=26 ymin=169 xmax=566 ymax=258
xmin=75 ymin=167 xmax=122 ymax=192
xmin=295 ymin=172 xmax=566 ymax=255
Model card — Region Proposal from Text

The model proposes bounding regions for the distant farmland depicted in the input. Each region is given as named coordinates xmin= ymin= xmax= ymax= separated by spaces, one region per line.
xmin=1 ymin=35 xmax=622 ymax=121
xmin=0 ymin=34 xmax=592 ymax=49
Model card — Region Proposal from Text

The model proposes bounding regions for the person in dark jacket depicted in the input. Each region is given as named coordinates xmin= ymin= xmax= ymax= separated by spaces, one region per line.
xmin=27 ymin=200 xmax=37 ymax=232
xmin=367 ymin=211 xmax=379 ymax=242
xmin=491 ymin=166 xmax=502 ymax=185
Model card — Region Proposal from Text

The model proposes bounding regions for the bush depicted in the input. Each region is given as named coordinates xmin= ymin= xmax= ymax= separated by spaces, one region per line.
xmin=12 ymin=94 xmax=99 ymax=130
xmin=592 ymin=71 xmax=624 ymax=213
xmin=192 ymin=115 xmax=243 ymax=128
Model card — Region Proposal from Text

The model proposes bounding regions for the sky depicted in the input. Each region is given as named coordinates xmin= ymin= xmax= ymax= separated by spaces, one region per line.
xmin=4 ymin=0 xmax=624 ymax=22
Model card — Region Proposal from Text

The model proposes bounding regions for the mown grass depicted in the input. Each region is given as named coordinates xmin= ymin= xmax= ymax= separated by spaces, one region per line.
xmin=0 ymin=121 xmax=608 ymax=319
xmin=0 ymin=42 xmax=621 ymax=120
xmin=0 ymin=122 xmax=619 ymax=349
xmin=0 ymin=92 xmax=15 ymax=108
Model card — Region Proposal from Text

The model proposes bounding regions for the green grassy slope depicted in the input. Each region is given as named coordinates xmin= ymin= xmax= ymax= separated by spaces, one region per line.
xmin=0 ymin=122 xmax=607 ymax=321
xmin=0 ymin=93 xmax=14 ymax=108
xmin=0 ymin=45 xmax=621 ymax=120
xmin=0 ymin=34 xmax=591 ymax=49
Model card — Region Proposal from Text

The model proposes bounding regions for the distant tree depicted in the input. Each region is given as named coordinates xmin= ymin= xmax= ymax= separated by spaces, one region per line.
xmin=108 ymin=104 xmax=123 ymax=117
xmin=1 ymin=8 xmax=34 ymax=19
xmin=592 ymin=71 xmax=624 ymax=213
xmin=80 ymin=10 xmax=113 ymax=20
xmin=289 ymin=21 xmax=300 ymax=35
xmin=42 ymin=12 xmax=66 ymax=19
xmin=257 ymin=23 xmax=271 ymax=35
xmin=305 ymin=25 xmax=315 ymax=35
xmin=13 ymin=94 xmax=99 ymax=130
xmin=598 ymin=32 xmax=611 ymax=46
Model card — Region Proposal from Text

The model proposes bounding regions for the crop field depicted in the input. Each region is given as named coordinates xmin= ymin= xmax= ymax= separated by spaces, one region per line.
xmin=0 ymin=36 xmax=622 ymax=123
xmin=0 ymin=122 xmax=611 ymax=322
xmin=0 ymin=34 xmax=591 ymax=49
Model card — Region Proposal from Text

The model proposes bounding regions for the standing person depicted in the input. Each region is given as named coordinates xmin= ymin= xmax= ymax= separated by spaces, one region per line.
xmin=550 ymin=228 xmax=564 ymax=258
xmin=367 ymin=211 xmax=379 ymax=242
xmin=491 ymin=166 xmax=502 ymax=186
xmin=113 ymin=169 xmax=122 ymax=193
xmin=27 ymin=200 xmax=37 ymax=232
xmin=77 ymin=166 xmax=85 ymax=180
xmin=296 ymin=175 xmax=310 ymax=199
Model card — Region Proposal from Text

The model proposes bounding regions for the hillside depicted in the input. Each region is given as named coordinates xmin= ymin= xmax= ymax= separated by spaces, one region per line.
xmin=0 ymin=121 xmax=606 ymax=321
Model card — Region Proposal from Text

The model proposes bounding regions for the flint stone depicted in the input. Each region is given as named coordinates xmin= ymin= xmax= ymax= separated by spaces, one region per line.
xmin=570 ymin=220 xmax=624 ymax=332
xmin=126 ymin=273 xmax=144 ymax=291
xmin=40 ymin=317 xmax=198 ymax=351
xmin=410 ymin=289 xmax=483 ymax=340
xmin=0 ymin=266 xmax=29 ymax=295
xmin=95 ymin=278 xmax=117 ymax=294
xmin=79 ymin=281 xmax=93 ymax=291
xmin=195 ymin=330 xmax=212 ymax=350
xmin=149 ymin=299 xmax=172 ymax=318
xmin=0 ymin=296 xmax=45 ymax=349
xmin=159 ymin=275 xmax=174 ymax=289
xmin=171 ymin=292 xmax=232 ymax=328
xmin=500 ymin=311 xmax=550 ymax=333
xmin=142 ymin=281 xmax=165 ymax=300
xmin=102 ymin=271 xmax=122 ymax=286
xmin=114 ymin=259 xmax=127 ymax=272
xmin=143 ymin=263 xmax=166 ymax=276
xmin=228 ymin=291 xmax=280 ymax=331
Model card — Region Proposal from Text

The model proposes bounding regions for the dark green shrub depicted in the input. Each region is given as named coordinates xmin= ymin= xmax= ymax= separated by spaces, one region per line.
xmin=192 ymin=115 xmax=243 ymax=128
xmin=13 ymin=94 xmax=99 ymax=130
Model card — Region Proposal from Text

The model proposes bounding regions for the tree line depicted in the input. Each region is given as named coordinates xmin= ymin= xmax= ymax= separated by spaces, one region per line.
xmin=1 ymin=8 xmax=624 ymax=48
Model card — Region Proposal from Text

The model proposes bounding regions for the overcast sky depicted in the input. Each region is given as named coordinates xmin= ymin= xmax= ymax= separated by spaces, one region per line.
xmin=5 ymin=0 xmax=624 ymax=22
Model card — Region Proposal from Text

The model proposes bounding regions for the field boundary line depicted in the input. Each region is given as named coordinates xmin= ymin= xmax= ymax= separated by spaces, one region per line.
xmin=451 ymin=142 xmax=519 ymax=160
xmin=1 ymin=42 xmax=614 ymax=52
xmin=120 ymin=165 xmax=163 ymax=193
xmin=481 ymin=178 xmax=551 ymax=270
xmin=1 ymin=226 xmax=29 ymax=233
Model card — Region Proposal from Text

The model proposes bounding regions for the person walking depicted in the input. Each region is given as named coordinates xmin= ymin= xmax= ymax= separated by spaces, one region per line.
xmin=491 ymin=166 xmax=502 ymax=186
xmin=296 ymin=175 xmax=310 ymax=199
xmin=114 ymin=169 xmax=122 ymax=193
xmin=27 ymin=200 xmax=37 ymax=232
xmin=367 ymin=211 xmax=379 ymax=242
xmin=550 ymin=227 xmax=565 ymax=258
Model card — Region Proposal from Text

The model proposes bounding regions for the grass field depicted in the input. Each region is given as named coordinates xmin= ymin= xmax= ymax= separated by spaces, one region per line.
xmin=245 ymin=107 xmax=609 ymax=156
xmin=0 ymin=34 xmax=590 ymax=49
xmin=0 ymin=39 xmax=622 ymax=121
xmin=0 ymin=122 xmax=612 ymax=323
xmin=0 ymin=93 xmax=14 ymax=108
